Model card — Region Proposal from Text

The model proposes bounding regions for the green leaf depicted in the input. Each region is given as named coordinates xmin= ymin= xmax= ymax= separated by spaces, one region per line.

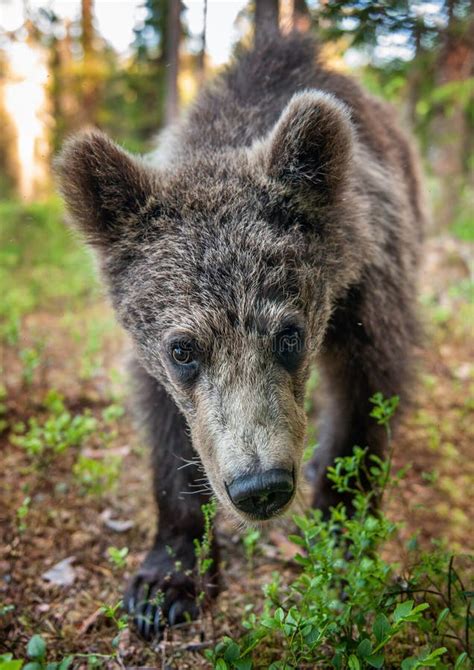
xmin=234 ymin=660 xmax=252 ymax=670
xmin=422 ymin=647 xmax=447 ymax=665
xmin=401 ymin=658 xmax=416 ymax=670
xmin=287 ymin=534 xmax=305 ymax=547
xmin=215 ymin=660 xmax=228 ymax=670
xmin=393 ymin=599 xmax=414 ymax=622
xmin=223 ymin=641 xmax=241 ymax=663
xmin=373 ymin=613 xmax=391 ymax=643
xmin=366 ymin=654 xmax=384 ymax=669
xmin=348 ymin=655 xmax=361 ymax=670
xmin=23 ymin=664 xmax=41 ymax=670
xmin=26 ymin=636 xmax=46 ymax=660
xmin=436 ymin=607 xmax=450 ymax=627
xmin=274 ymin=608 xmax=284 ymax=624
xmin=332 ymin=652 xmax=342 ymax=669
xmin=454 ymin=652 xmax=469 ymax=669
xmin=0 ymin=661 xmax=23 ymax=670
xmin=357 ymin=638 xmax=372 ymax=658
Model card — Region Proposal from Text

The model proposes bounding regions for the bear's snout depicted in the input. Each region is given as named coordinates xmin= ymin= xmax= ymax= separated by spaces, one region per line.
xmin=225 ymin=467 xmax=295 ymax=520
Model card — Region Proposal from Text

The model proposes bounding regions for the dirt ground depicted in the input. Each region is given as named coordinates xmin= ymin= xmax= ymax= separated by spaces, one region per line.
xmin=0 ymin=235 xmax=472 ymax=668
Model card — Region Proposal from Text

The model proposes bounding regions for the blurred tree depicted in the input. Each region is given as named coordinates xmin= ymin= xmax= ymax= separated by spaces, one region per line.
xmin=255 ymin=0 xmax=280 ymax=46
xmin=79 ymin=0 xmax=100 ymax=126
xmin=280 ymin=0 xmax=311 ymax=33
xmin=310 ymin=0 xmax=473 ymax=227
xmin=293 ymin=0 xmax=311 ymax=32
xmin=429 ymin=0 xmax=473 ymax=227
xmin=165 ymin=0 xmax=182 ymax=125
xmin=131 ymin=0 xmax=169 ymax=136
xmin=0 ymin=49 xmax=18 ymax=197
xmin=196 ymin=0 xmax=208 ymax=85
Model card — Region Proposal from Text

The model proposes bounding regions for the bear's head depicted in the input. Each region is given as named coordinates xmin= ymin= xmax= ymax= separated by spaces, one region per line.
xmin=56 ymin=91 xmax=367 ymax=523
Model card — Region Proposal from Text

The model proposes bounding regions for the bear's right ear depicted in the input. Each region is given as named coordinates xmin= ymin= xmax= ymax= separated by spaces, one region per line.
xmin=54 ymin=131 xmax=156 ymax=247
xmin=262 ymin=91 xmax=354 ymax=204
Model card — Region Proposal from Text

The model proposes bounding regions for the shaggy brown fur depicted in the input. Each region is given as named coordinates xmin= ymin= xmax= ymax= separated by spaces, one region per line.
xmin=55 ymin=33 xmax=426 ymax=640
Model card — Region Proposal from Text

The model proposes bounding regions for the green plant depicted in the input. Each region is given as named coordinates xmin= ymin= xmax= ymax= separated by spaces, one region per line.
xmin=0 ymin=383 xmax=8 ymax=434
xmin=16 ymin=496 xmax=31 ymax=533
xmin=0 ymin=654 xmax=22 ymax=670
xmin=19 ymin=344 xmax=43 ymax=386
xmin=0 ymin=198 xmax=97 ymax=346
xmin=19 ymin=634 xmax=72 ymax=670
xmin=195 ymin=499 xmax=217 ymax=576
xmin=73 ymin=454 xmax=121 ymax=495
xmin=101 ymin=403 xmax=125 ymax=423
xmin=100 ymin=600 xmax=128 ymax=649
xmin=194 ymin=498 xmax=218 ymax=606
xmin=10 ymin=392 xmax=97 ymax=463
xmin=207 ymin=395 xmax=471 ymax=669
xmin=107 ymin=546 xmax=129 ymax=570
xmin=243 ymin=529 xmax=261 ymax=567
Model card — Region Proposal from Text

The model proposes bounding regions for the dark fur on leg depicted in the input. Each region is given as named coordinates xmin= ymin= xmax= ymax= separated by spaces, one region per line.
xmin=124 ymin=359 xmax=219 ymax=640
xmin=311 ymin=275 xmax=420 ymax=517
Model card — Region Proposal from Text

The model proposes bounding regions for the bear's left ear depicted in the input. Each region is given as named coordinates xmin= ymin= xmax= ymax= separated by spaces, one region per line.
xmin=264 ymin=91 xmax=354 ymax=203
xmin=54 ymin=130 xmax=156 ymax=247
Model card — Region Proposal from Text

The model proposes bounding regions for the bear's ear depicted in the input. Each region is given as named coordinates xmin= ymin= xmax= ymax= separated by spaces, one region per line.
xmin=54 ymin=131 xmax=156 ymax=247
xmin=265 ymin=91 xmax=354 ymax=203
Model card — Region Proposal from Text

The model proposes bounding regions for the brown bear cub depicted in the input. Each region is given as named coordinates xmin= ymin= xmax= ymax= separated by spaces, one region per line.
xmin=56 ymin=34 xmax=426 ymax=639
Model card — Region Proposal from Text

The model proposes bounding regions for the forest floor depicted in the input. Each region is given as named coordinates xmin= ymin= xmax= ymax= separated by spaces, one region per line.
xmin=0 ymin=201 xmax=472 ymax=668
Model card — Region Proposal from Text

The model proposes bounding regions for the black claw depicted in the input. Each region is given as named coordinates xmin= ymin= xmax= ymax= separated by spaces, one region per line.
xmin=134 ymin=612 xmax=146 ymax=639
xmin=168 ymin=599 xmax=198 ymax=627
xmin=126 ymin=570 xmax=203 ymax=640
xmin=153 ymin=605 xmax=162 ymax=634
xmin=167 ymin=601 xmax=179 ymax=627
xmin=143 ymin=602 xmax=155 ymax=640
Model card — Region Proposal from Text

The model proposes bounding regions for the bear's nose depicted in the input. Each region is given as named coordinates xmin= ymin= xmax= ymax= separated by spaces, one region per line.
xmin=225 ymin=468 xmax=294 ymax=519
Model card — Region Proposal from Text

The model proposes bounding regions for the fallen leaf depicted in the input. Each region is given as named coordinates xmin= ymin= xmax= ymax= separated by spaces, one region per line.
xmin=42 ymin=556 xmax=76 ymax=586
xmin=77 ymin=607 xmax=103 ymax=635
xmin=101 ymin=508 xmax=134 ymax=532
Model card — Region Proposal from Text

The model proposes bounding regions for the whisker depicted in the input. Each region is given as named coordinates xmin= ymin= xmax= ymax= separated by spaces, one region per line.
xmin=177 ymin=460 xmax=199 ymax=470
xmin=181 ymin=489 xmax=213 ymax=495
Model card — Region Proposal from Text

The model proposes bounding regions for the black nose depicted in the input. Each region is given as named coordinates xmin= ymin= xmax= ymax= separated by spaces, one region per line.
xmin=226 ymin=468 xmax=294 ymax=519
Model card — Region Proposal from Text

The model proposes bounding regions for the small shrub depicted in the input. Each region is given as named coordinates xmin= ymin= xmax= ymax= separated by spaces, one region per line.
xmin=23 ymin=634 xmax=72 ymax=670
xmin=194 ymin=498 xmax=218 ymax=606
xmin=19 ymin=345 xmax=43 ymax=386
xmin=101 ymin=600 xmax=129 ymax=649
xmin=16 ymin=496 xmax=31 ymax=533
xmin=73 ymin=454 xmax=121 ymax=495
xmin=10 ymin=391 xmax=97 ymax=462
xmin=243 ymin=529 xmax=261 ymax=567
xmin=107 ymin=546 xmax=129 ymax=570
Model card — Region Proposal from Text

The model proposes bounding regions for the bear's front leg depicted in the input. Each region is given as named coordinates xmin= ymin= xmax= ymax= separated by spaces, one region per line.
xmin=124 ymin=360 xmax=219 ymax=640
xmin=310 ymin=281 xmax=416 ymax=517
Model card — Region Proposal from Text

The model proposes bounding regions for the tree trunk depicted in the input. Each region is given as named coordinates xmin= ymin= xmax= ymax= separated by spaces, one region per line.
xmin=405 ymin=19 xmax=423 ymax=128
xmin=80 ymin=0 xmax=98 ymax=126
xmin=164 ymin=0 xmax=181 ymax=126
xmin=196 ymin=0 xmax=207 ymax=85
xmin=430 ymin=0 xmax=473 ymax=228
xmin=255 ymin=0 xmax=280 ymax=48
xmin=81 ymin=0 xmax=93 ymax=57
xmin=293 ymin=0 xmax=311 ymax=32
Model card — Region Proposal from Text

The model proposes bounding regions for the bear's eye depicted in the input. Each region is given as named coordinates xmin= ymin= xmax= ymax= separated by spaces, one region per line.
xmin=171 ymin=343 xmax=194 ymax=365
xmin=274 ymin=325 xmax=304 ymax=371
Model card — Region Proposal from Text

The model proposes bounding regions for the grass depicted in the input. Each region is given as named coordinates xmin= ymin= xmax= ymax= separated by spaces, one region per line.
xmin=0 ymin=198 xmax=97 ymax=344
